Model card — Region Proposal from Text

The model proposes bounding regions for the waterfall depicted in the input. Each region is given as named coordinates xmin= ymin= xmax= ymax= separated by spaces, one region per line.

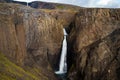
xmin=55 ymin=29 xmax=67 ymax=74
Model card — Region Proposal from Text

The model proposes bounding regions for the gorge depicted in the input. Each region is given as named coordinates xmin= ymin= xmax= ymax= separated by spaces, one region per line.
xmin=0 ymin=0 xmax=120 ymax=80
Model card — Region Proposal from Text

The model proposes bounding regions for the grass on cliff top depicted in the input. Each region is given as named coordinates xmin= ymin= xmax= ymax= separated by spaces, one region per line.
xmin=40 ymin=8 xmax=78 ymax=13
xmin=0 ymin=52 xmax=40 ymax=80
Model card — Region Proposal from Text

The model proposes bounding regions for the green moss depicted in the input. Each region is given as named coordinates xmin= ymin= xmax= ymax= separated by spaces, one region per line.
xmin=0 ymin=52 xmax=40 ymax=80
xmin=56 ymin=5 xmax=65 ymax=9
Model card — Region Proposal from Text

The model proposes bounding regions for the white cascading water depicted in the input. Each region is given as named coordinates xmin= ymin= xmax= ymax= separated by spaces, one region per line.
xmin=55 ymin=29 xmax=67 ymax=74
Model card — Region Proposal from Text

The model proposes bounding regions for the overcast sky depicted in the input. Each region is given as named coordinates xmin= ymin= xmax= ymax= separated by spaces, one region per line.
xmin=14 ymin=0 xmax=120 ymax=8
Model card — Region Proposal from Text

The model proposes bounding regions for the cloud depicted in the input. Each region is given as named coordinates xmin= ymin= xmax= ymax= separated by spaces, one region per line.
xmin=104 ymin=0 xmax=120 ymax=8
xmin=95 ymin=0 xmax=120 ymax=8
xmin=97 ymin=0 xmax=112 ymax=5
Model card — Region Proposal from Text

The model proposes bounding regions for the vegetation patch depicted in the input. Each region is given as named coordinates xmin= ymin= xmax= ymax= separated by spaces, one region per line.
xmin=0 ymin=52 xmax=40 ymax=80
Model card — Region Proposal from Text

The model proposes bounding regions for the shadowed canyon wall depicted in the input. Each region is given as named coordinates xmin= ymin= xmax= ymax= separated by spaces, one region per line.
xmin=68 ymin=8 xmax=120 ymax=80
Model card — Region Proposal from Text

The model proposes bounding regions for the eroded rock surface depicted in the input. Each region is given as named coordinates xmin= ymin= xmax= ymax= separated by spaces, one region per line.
xmin=0 ymin=3 xmax=64 ymax=80
xmin=68 ymin=9 xmax=120 ymax=80
xmin=0 ymin=2 xmax=120 ymax=80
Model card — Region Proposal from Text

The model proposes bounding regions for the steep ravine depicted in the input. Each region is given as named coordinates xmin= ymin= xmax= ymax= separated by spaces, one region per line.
xmin=0 ymin=2 xmax=120 ymax=80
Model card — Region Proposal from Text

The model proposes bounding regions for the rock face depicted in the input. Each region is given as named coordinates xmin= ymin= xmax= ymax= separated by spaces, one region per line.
xmin=42 ymin=10 xmax=77 ymax=28
xmin=0 ymin=3 xmax=64 ymax=80
xmin=68 ymin=9 xmax=120 ymax=80
xmin=23 ymin=6 xmax=63 ymax=70
xmin=0 ymin=3 xmax=26 ymax=65
xmin=0 ymin=2 xmax=120 ymax=80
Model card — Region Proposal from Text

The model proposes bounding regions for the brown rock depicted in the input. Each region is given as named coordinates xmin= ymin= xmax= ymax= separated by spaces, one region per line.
xmin=0 ymin=3 xmax=26 ymax=65
xmin=0 ymin=3 xmax=64 ymax=80
xmin=68 ymin=8 xmax=120 ymax=80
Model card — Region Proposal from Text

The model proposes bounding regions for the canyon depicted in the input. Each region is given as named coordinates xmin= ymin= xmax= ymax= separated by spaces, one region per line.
xmin=0 ymin=0 xmax=120 ymax=80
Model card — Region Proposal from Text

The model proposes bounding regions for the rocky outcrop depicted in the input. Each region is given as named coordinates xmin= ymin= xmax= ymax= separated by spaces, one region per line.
xmin=68 ymin=8 xmax=120 ymax=80
xmin=0 ymin=3 xmax=64 ymax=80
xmin=42 ymin=10 xmax=77 ymax=28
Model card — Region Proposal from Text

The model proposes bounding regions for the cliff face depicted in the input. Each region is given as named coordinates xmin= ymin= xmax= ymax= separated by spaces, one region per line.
xmin=68 ymin=9 xmax=120 ymax=80
xmin=0 ymin=2 xmax=120 ymax=80
xmin=23 ymin=6 xmax=63 ymax=70
xmin=0 ymin=3 xmax=64 ymax=80
xmin=0 ymin=3 xmax=26 ymax=65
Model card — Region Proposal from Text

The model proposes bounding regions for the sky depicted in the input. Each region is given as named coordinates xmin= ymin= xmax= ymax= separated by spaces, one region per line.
xmin=13 ymin=0 xmax=120 ymax=8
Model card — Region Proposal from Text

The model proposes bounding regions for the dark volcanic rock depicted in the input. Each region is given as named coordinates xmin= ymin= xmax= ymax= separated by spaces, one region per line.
xmin=12 ymin=1 xmax=27 ymax=6
xmin=29 ymin=1 xmax=80 ymax=10
xmin=0 ymin=0 xmax=12 ymax=3
xmin=29 ymin=1 xmax=55 ymax=9
xmin=68 ymin=9 xmax=120 ymax=80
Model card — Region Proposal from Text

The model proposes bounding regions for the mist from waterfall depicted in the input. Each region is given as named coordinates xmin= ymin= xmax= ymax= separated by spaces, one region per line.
xmin=55 ymin=28 xmax=67 ymax=74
